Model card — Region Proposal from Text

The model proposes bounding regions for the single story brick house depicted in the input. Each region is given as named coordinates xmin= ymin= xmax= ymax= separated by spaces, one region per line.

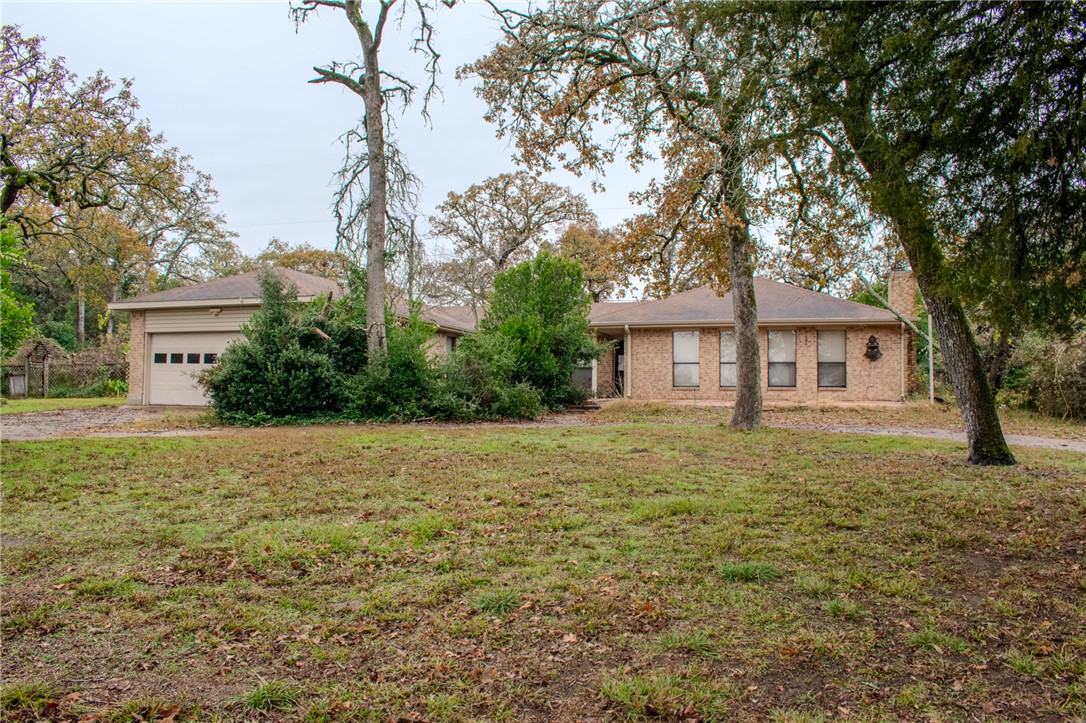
xmin=112 ymin=267 xmax=916 ymax=406
xmin=587 ymin=273 xmax=918 ymax=403
xmin=108 ymin=268 xmax=473 ymax=406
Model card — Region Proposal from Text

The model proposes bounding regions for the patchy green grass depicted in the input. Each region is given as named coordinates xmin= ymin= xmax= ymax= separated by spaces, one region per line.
xmin=909 ymin=626 xmax=970 ymax=654
xmin=231 ymin=679 xmax=301 ymax=713
xmin=2 ymin=422 xmax=1084 ymax=721
xmin=0 ymin=396 xmax=124 ymax=415
xmin=0 ymin=681 xmax=60 ymax=717
xmin=596 ymin=399 xmax=1086 ymax=440
xmin=716 ymin=561 xmax=783 ymax=584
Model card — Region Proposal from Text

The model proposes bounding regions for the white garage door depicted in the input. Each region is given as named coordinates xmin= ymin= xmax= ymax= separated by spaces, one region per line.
xmin=148 ymin=332 xmax=240 ymax=406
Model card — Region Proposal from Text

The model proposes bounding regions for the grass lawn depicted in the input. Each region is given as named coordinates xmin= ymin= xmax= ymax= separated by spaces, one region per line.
xmin=0 ymin=396 xmax=125 ymax=415
xmin=596 ymin=400 xmax=1086 ymax=441
xmin=2 ymin=423 xmax=1084 ymax=721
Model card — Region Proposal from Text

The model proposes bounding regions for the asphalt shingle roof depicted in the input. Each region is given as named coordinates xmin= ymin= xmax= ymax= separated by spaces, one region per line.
xmin=589 ymin=278 xmax=898 ymax=326
xmin=111 ymin=268 xmax=342 ymax=306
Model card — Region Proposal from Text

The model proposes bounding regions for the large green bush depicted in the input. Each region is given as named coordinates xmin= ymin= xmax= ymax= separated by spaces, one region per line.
xmin=478 ymin=251 xmax=606 ymax=408
xmin=347 ymin=315 xmax=437 ymax=420
xmin=202 ymin=254 xmax=603 ymax=424
xmin=429 ymin=333 xmax=543 ymax=420
xmin=200 ymin=271 xmax=362 ymax=422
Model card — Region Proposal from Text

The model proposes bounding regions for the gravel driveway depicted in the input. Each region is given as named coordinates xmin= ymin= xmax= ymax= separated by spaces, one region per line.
xmin=2 ymin=405 xmax=1083 ymax=453
xmin=0 ymin=406 xmax=188 ymax=441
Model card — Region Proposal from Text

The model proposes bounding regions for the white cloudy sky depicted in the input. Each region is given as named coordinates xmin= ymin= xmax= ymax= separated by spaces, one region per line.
xmin=3 ymin=0 xmax=661 ymax=256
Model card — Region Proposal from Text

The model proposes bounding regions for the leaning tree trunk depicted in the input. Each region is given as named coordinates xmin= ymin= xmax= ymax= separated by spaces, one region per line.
xmin=729 ymin=223 xmax=762 ymax=430
xmin=840 ymin=79 xmax=1014 ymax=465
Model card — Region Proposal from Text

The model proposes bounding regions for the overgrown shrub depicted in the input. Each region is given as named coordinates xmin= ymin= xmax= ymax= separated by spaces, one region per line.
xmin=478 ymin=252 xmax=606 ymax=408
xmin=1003 ymin=331 xmax=1086 ymax=419
xmin=200 ymin=270 xmax=362 ymax=422
xmin=429 ymin=333 xmax=543 ymax=420
xmin=347 ymin=315 xmax=437 ymax=420
xmin=202 ymin=255 xmax=603 ymax=424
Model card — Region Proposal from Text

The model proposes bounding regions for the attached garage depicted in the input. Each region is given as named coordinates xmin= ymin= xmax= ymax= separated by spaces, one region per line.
xmin=147 ymin=332 xmax=240 ymax=405
xmin=109 ymin=269 xmax=342 ymax=406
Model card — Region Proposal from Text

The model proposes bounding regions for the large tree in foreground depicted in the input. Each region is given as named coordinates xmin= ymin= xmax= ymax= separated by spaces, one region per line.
xmin=466 ymin=0 xmax=779 ymax=430
xmin=291 ymin=0 xmax=452 ymax=358
xmin=726 ymin=1 xmax=1085 ymax=464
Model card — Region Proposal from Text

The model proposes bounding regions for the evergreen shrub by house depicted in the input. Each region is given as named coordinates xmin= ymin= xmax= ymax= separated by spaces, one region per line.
xmin=202 ymin=254 xmax=606 ymax=423
xmin=200 ymin=271 xmax=362 ymax=422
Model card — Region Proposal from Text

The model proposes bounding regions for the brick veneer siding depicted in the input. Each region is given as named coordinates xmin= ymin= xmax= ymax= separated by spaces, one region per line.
xmin=887 ymin=271 xmax=919 ymax=319
xmin=597 ymin=346 xmax=617 ymax=397
xmin=127 ymin=310 xmax=146 ymax=405
xmin=626 ymin=325 xmax=912 ymax=403
xmin=425 ymin=332 xmax=452 ymax=361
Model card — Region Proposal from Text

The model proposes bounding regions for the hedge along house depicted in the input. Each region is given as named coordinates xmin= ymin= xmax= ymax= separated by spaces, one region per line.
xmin=109 ymin=268 xmax=474 ymax=406
xmin=588 ymin=273 xmax=919 ymax=404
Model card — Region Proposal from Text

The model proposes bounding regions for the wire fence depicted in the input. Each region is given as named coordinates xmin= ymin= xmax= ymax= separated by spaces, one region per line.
xmin=2 ymin=361 xmax=128 ymax=399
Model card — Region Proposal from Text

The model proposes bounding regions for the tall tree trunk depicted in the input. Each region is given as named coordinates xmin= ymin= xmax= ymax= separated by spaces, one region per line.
xmin=343 ymin=0 xmax=388 ymax=360
xmin=840 ymin=79 xmax=1014 ymax=465
xmin=363 ymin=50 xmax=387 ymax=357
xmin=76 ymin=285 xmax=86 ymax=347
xmin=729 ymin=224 xmax=762 ymax=430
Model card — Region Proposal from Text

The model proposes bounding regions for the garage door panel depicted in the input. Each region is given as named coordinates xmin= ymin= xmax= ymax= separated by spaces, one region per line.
xmin=148 ymin=332 xmax=240 ymax=405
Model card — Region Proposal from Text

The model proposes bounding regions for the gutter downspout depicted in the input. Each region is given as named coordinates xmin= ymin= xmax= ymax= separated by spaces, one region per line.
xmin=624 ymin=324 xmax=631 ymax=399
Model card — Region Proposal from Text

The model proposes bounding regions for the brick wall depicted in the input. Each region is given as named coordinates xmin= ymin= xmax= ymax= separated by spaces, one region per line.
xmin=597 ymin=346 xmax=616 ymax=397
xmin=127 ymin=310 xmax=146 ymax=405
xmin=887 ymin=271 xmax=919 ymax=320
xmin=425 ymin=332 xmax=452 ymax=361
xmin=627 ymin=324 xmax=911 ymax=403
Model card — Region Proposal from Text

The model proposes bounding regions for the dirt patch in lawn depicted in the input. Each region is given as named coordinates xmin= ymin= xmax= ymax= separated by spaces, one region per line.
xmin=0 ymin=406 xmax=217 ymax=441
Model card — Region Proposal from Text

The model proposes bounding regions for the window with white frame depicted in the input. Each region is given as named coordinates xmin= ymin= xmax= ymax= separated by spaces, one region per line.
xmin=767 ymin=330 xmax=796 ymax=387
xmin=673 ymin=331 xmax=700 ymax=387
xmin=719 ymin=331 xmax=736 ymax=387
xmin=817 ymin=330 xmax=847 ymax=387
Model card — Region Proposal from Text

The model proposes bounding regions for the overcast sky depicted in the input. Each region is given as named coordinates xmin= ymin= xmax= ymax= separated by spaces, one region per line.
xmin=3 ymin=0 xmax=662 ymax=256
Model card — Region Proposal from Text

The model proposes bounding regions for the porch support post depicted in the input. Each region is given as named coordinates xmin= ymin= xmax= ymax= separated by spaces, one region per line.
xmin=624 ymin=324 xmax=632 ymax=399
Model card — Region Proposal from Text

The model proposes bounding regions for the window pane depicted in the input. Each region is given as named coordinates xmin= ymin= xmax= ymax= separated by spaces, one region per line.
xmin=673 ymin=363 xmax=699 ymax=387
xmin=572 ymin=366 xmax=593 ymax=389
xmin=818 ymin=362 xmax=847 ymax=387
xmin=673 ymin=331 xmax=699 ymax=363
xmin=768 ymin=362 xmax=796 ymax=387
xmin=170 ymin=353 xmax=183 ymax=364
xmin=153 ymin=353 xmax=167 ymax=364
xmin=818 ymin=330 xmax=846 ymax=363
xmin=768 ymin=331 xmax=796 ymax=362
xmin=719 ymin=331 xmax=736 ymax=363
xmin=203 ymin=353 xmax=218 ymax=364
xmin=720 ymin=362 xmax=736 ymax=387
xmin=186 ymin=353 xmax=201 ymax=364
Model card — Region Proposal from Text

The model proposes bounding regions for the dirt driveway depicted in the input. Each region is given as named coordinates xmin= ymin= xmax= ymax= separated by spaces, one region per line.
xmin=0 ymin=405 xmax=209 ymax=442
xmin=2 ymin=404 xmax=1084 ymax=453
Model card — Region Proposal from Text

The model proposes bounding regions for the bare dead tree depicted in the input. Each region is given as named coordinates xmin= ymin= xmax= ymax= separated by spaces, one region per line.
xmin=291 ymin=0 xmax=453 ymax=358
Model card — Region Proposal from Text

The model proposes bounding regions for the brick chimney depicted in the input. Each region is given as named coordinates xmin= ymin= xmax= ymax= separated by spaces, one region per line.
xmin=887 ymin=270 xmax=920 ymax=320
